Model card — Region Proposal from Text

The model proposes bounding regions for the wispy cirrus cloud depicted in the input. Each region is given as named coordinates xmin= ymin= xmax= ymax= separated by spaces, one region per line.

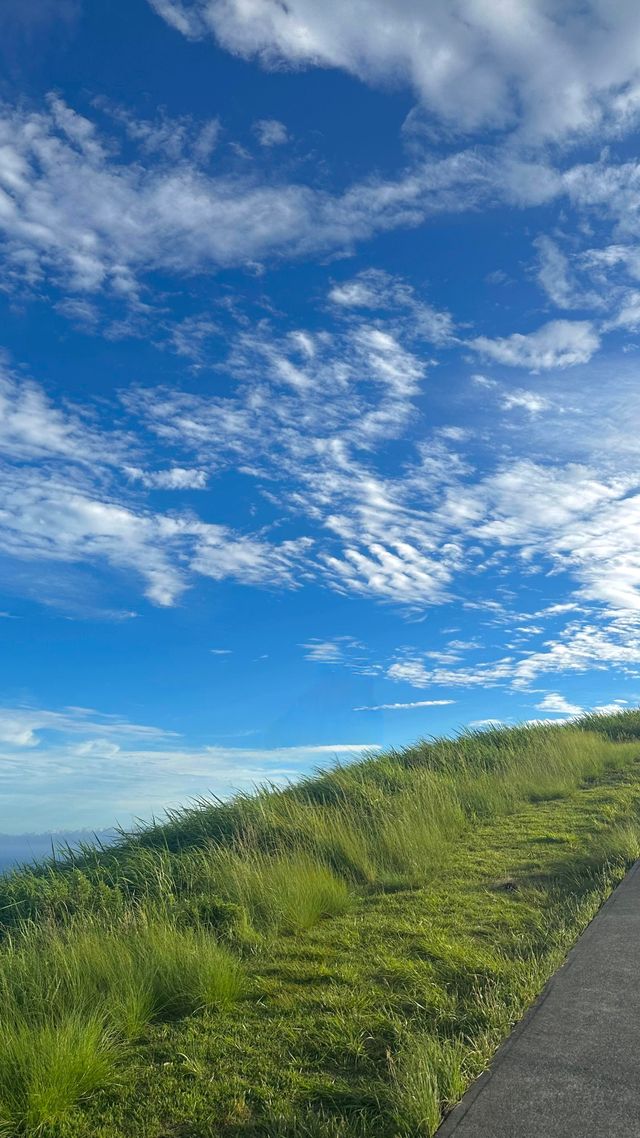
xmin=252 ymin=117 xmax=288 ymax=147
xmin=0 ymin=459 xmax=309 ymax=609
xmin=353 ymin=699 xmax=454 ymax=712
xmin=500 ymin=389 xmax=551 ymax=414
xmin=3 ymin=93 xmax=639 ymax=314
xmin=0 ymin=705 xmax=175 ymax=748
xmin=5 ymin=281 xmax=640 ymax=624
xmin=328 ymin=268 xmax=454 ymax=346
xmin=0 ymin=364 xmax=125 ymax=464
xmin=0 ymin=96 xmax=492 ymax=297
xmin=124 ymin=466 xmax=209 ymax=490
xmin=5 ymin=88 xmax=640 ymax=358
xmin=385 ymin=612 xmax=640 ymax=695
xmin=4 ymin=231 xmax=640 ymax=635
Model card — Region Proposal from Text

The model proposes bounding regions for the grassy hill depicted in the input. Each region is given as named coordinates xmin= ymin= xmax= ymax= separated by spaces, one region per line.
xmin=2 ymin=713 xmax=640 ymax=1136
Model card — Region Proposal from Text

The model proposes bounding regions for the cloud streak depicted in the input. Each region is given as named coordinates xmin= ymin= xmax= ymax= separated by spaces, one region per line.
xmin=353 ymin=699 xmax=455 ymax=711
xmin=1 ymin=93 xmax=637 ymax=308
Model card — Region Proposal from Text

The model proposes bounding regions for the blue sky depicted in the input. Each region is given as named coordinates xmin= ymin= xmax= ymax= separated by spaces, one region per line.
xmin=2 ymin=0 xmax=640 ymax=836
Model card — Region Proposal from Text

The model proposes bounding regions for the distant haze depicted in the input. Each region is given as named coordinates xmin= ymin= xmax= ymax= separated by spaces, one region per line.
xmin=0 ymin=831 xmax=116 ymax=874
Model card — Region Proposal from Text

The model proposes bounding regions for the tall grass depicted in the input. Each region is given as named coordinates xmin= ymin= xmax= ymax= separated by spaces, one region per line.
xmin=1 ymin=723 xmax=637 ymax=934
xmin=0 ymin=715 xmax=638 ymax=1133
xmin=209 ymin=849 xmax=353 ymax=933
xmin=0 ymin=1014 xmax=118 ymax=1136
xmin=1 ymin=723 xmax=637 ymax=932
xmin=0 ymin=918 xmax=245 ymax=1034
xmin=0 ymin=919 xmax=245 ymax=1134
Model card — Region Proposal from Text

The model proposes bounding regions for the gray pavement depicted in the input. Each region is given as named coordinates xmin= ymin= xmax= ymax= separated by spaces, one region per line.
xmin=436 ymin=860 xmax=640 ymax=1137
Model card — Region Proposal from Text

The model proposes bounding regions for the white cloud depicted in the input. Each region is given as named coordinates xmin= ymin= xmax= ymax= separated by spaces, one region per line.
xmin=5 ymin=94 xmax=640 ymax=317
xmin=268 ymin=743 xmax=378 ymax=754
xmin=353 ymin=699 xmax=454 ymax=711
xmin=192 ymin=531 xmax=311 ymax=587
xmin=324 ymin=541 xmax=455 ymax=607
xmin=535 ymin=236 xmax=582 ymax=309
xmin=0 ymin=470 xmax=189 ymax=607
xmin=387 ymin=660 xmax=431 ymax=687
xmin=0 ymin=96 xmax=572 ymax=303
xmin=0 ymin=705 xmax=174 ymax=749
xmin=302 ymin=640 xmax=348 ymax=663
xmin=148 ymin=1 xmax=640 ymax=143
xmin=252 ymin=118 xmax=288 ymax=146
xmin=6 ymin=90 xmax=640 ymax=330
xmin=131 ymin=313 xmax=459 ymax=608
xmin=590 ymin=701 xmax=629 ymax=715
xmin=0 ymin=465 xmax=311 ymax=608
xmin=4 ymin=241 xmax=640 ymax=636
xmin=72 ymin=739 xmax=121 ymax=758
xmin=0 ymin=97 xmax=484 ymax=295
xmin=300 ymin=638 xmax=380 ymax=675
xmin=471 ymin=320 xmax=600 ymax=370
xmin=168 ymin=314 xmax=220 ymax=362
xmin=0 ymin=366 xmax=121 ymax=464
xmin=471 ymin=373 xmax=498 ymax=389
xmin=126 ymin=301 xmax=640 ymax=618
xmin=328 ymin=269 xmax=454 ymax=345
xmin=510 ymin=618 xmax=640 ymax=687
xmin=125 ymin=466 xmax=209 ymax=489
xmin=532 ymin=234 xmax=601 ymax=311
xmin=605 ymin=290 xmax=640 ymax=331
xmin=447 ymin=460 xmax=640 ymax=616
xmin=387 ymin=656 xmax=515 ymax=690
xmin=501 ymin=389 xmax=551 ymax=414
xmin=536 ymin=693 xmax=583 ymax=715
xmin=382 ymin=612 xmax=640 ymax=696
xmin=96 ymin=100 xmax=221 ymax=163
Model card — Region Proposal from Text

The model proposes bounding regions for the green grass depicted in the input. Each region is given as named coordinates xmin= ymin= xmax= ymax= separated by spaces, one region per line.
xmin=0 ymin=1015 xmax=118 ymax=1136
xmin=0 ymin=919 xmax=245 ymax=1034
xmin=391 ymin=1035 xmax=467 ymax=1136
xmin=209 ymin=849 xmax=353 ymax=933
xmin=1 ymin=713 xmax=640 ymax=1135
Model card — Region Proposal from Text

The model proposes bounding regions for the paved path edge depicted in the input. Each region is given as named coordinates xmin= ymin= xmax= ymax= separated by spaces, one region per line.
xmin=435 ymin=859 xmax=640 ymax=1136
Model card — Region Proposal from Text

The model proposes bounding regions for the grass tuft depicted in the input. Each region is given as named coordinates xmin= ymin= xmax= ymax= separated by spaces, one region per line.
xmin=212 ymin=848 xmax=353 ymax=933
xmin=392 ymin=1034 xmax=467 ymax=1136
xmin=0 ymin=1014 xmax=118 ymax=1136
xmin=0 ymin=918 xmax=245 ymax=1036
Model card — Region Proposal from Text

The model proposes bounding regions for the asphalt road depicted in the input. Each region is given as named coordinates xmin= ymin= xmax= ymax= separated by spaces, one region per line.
xmin=436 ymin=860 xmax=640 ymax=1137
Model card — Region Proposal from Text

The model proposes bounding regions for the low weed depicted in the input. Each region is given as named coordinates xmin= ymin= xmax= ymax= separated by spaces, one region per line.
xmin=392 ymin=1034 xmax=467 ymax=1136
xmin=583 ymin=818 xmax=640 ymax=870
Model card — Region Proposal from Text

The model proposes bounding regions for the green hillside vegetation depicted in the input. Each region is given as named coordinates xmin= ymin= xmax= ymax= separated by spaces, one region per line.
xmin=2 ymin=713 xmax=640 ymax=1136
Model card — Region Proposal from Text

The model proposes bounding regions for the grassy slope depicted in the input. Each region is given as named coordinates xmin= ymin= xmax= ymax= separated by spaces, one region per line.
xmin=2 ymin=715 xmax=640 ymax=1137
